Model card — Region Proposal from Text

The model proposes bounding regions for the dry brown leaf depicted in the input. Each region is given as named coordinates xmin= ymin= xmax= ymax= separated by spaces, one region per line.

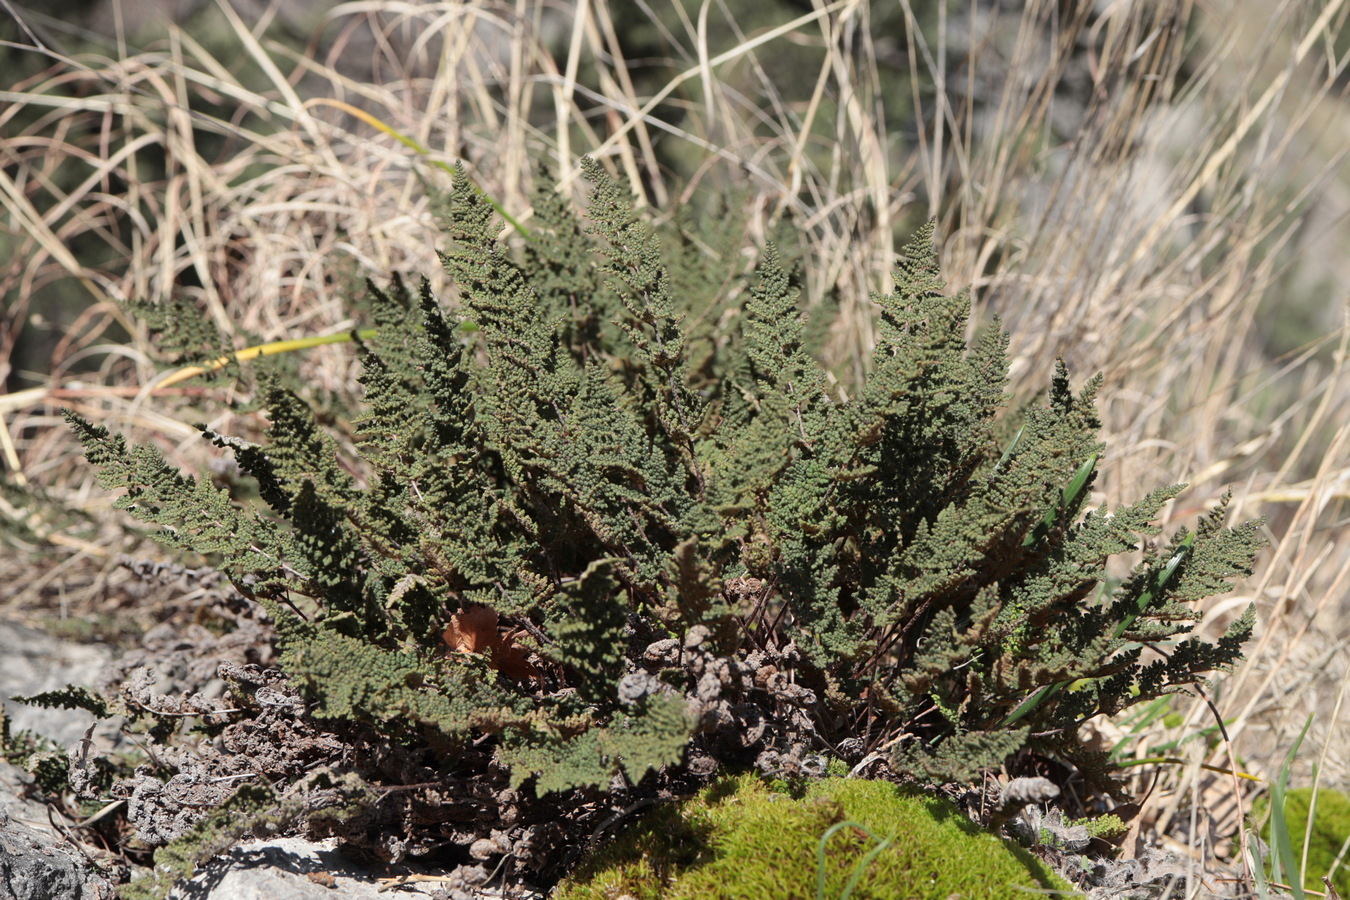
xmin=442 ymin=605 xmax=539 ymax=680
xmin=443 ymin=605 xmax=499 ymax=655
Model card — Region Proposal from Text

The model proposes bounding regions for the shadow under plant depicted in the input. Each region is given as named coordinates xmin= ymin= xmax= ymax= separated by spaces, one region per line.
xmin=34 ymin=159 xmax=1261 ymax=897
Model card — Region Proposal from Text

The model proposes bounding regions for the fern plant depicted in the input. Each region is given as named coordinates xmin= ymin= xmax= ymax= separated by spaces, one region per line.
xmin=66 ymin=158 xmax=1260 ymax=880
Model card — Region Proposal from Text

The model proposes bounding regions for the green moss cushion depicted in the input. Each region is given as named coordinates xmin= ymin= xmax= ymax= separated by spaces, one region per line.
xmin=1256 ymin=787 xmax=1350 ymax=896
xmin=555 ymin=773 xmax=1080 ymax=900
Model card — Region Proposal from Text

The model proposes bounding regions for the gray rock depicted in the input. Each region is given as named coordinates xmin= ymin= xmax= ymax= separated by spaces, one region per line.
xmin=0 ymin=762 xmax=115 ymax=900
xmin=166 ymin=837 xmax=544 ymax=900
xmin=0 ymin=621 xmax=120 ymax=900
xmin=0 ymin=815 xmax=113 ymax=900
xmin=0 ymin=619 xmax=115 ymax=748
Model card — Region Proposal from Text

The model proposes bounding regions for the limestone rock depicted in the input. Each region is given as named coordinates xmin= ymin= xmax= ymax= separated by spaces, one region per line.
xmin=165 ymin=837 xmax=544 ymax=900
xmin=0 ymin=761 xmax=115 ymax=900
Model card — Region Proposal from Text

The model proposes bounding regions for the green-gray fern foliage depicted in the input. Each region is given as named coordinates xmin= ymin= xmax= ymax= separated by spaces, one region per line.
xmin=67 ymin=158 xmax=1260 ymax=810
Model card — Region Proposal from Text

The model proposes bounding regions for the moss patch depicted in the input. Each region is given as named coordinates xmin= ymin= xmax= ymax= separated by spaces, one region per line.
xmin=1255 ymin=787 xmax=1350 ymax=896
xmin=555 ymin=773 xmax=1079 ymax=900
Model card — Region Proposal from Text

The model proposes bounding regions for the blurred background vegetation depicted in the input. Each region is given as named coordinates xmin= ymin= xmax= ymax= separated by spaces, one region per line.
xmin=2 ymin=0 xmax=1348 ymax=885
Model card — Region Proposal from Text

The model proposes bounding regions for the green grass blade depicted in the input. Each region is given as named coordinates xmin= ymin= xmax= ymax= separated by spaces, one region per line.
xmin=992 ymin=426 xmax=1024 ymax=475
xmin=816 ymin=820 xmax=892 ymax=900
xmin=1269 ymin=715 xmax=1314 ymax=898
xmin=1021 ymin=453 xmax=1097 ymax=549
xmin=1002 ymin=681 xmax=1064 ymax=726
xmin=1112 ymin=532 xmax=1195 ymax=641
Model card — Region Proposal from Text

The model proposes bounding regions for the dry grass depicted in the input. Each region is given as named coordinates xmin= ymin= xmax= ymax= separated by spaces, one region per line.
xmin=2 ymin=0 xmax=1348 ymax=894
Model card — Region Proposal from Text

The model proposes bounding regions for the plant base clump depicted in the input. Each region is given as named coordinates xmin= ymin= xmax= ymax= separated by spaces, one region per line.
xmin=53 ymin=158 xmax=1262 ymax=894
xmin=554 ymin=771 xmax=1077 ymax=900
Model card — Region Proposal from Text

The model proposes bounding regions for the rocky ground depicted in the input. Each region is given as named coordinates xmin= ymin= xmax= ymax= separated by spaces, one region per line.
xmin=0 ymin=615 xmax=544 ymax=900
xmin=0 ymin=613 xmax=1277 ymax=900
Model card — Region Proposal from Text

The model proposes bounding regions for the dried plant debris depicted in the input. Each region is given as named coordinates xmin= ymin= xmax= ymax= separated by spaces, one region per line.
xmin=1061 ymin=845 xmax=1228 ymax=900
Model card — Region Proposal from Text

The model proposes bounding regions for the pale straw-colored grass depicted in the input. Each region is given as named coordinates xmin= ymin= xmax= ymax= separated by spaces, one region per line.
xmin=2 ymin=0 xmax=1348 ymax=893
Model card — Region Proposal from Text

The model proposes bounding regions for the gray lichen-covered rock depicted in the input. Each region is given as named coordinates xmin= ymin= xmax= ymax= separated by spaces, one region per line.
xmin=0 ymin=815 xmax=111 ymax=900
xmin=0 ymin=763 xmax=115 ymax=900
